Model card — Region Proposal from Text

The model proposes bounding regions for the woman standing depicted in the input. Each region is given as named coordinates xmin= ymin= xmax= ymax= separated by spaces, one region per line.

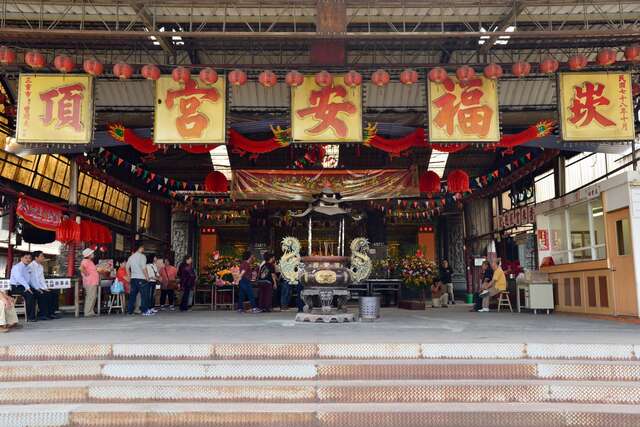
xmin=80 ymin=248 xmax=99 ymax=317
xmin=178 ymin=255 xmax=196 ymax=312
xmin=159 ymin=257 xmax=178 ymax=311
xmin=257 ymin=253 xmax=278 ymax=312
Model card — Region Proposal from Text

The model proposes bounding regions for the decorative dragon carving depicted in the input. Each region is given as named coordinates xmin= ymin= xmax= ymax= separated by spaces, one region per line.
xmin=349 ymin=237 xmax=372 ymax=283
xmin=279 ymin=236 xmax=302 ymax=285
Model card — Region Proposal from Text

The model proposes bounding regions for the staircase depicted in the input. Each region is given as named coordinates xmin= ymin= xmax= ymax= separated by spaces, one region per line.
xmin=1 ymin=343 xmax=640 ymax=426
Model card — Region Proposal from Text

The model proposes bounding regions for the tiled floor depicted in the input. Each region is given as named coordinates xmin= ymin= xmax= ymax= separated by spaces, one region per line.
xmin=3 ymin=305 xmax=639 ymax=345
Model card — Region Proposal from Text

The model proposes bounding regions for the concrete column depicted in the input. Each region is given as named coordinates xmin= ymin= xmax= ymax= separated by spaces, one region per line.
xmin=554 ymin=156 xmax=566 ymax=197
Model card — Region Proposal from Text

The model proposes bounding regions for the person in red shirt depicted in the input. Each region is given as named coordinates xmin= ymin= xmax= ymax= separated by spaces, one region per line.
xmin=159 ymin=257 xmax=178 ymax=311
xmin=115 ymin=258 xmax=130 ymax=294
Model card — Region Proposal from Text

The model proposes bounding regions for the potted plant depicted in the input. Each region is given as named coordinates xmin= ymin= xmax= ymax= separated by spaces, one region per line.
xmin=399 ymin=256 xmax=438 ymax=309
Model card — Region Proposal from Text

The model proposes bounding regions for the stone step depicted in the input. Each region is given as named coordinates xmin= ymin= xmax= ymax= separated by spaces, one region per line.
xmin=2 ymin=342 xmax=639 ymax=361
xmin=2 ymin=402 xmax=640 ymax=427
xmin=2 ymin=360 xmax=640 ymax=381
xmin=2 ymin=380 xmax=640 ymax=405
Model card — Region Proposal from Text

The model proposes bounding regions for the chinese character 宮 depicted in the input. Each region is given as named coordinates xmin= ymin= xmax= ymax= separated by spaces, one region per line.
xmin=165 ymin=79 xmax=220 ymax=139
xmin=39 ymin=83 xmax=85 ymax=132
xmin=296 ymin=85 xmax=356 ymax=138
xmin=433 ymin=78 xmax=493 ymax=137
xmin=569 ymin=82 xmax=615 ymax=128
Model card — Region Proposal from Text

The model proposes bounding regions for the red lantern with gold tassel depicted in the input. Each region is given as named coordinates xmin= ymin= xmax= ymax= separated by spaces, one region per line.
xmin=483 ymin=63 xmax=503 ymax=80
xmin=456 ymin=65 xmax=475 ymax=82
xmin=596 ymin=48 xmax=617 ymax=66
xmin=258 ymin=70 xmax=278 ymax=88
xmin=199 ymin=67 xmax=218 ymax=84
xmin=25 ymin=50 xmax=46 ymax=70
xmin=228 ymin=69 xmax=248 ymax=87
xmin=344 ymin=70 xmax=363 ymax=88
xmin=285 ymin=70 xmax=304 ymax=88
xmin=54 ymin=55 xmax=75 ymax=73
xmin=539 ymin=58 xmax=559 ymax=75
xmin=428 ymin=67 xmax=448 ymax=83
xmin=113 ymin=62 xmax=134 ymax=79
xmin=568 ymin=54 xmax=588 ymax=71
xmin=371 ymin=69 xmax=390 ymax=87
xmin=511 ymin=61 xmax=531 ymax=78
xmin=0 ymin=46 xmax=16 ymax=65
xmin=83 ymin=58 xmax=103 ymax=76
xmin=141 ymin=64 xmax=161 ymax=81
xmin=172 ymin=66 xmax=191 ymax=83
xmin=419 ymin=171 xmax=441 ymax=196
xmin=624 ymin=45 xmax=640 ymax=62
xmin=399 ymin=68 xmax=418 ymax=85
xmin=447 ymin=169 xmax=470 ymax=194
xmin=315 ymin=70 xmax=333 ymax=87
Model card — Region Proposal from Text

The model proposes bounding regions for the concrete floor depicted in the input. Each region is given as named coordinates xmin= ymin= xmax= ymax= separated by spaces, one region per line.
xmin=3 ymin=304 xmax=639 ymax=345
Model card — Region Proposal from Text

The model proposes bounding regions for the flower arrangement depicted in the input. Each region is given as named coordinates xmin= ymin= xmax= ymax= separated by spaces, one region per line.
xmin=400 ymin=256 xmax=438 ymax=288
xmin=372 ymin=257 xmax=400 ymax=279
xmin=200 ymin=253 xmax=240 ymax=287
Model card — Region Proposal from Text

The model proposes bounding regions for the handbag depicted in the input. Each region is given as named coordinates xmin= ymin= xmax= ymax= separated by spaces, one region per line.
xmin=110 ymin=279 xmax=124 ymax=294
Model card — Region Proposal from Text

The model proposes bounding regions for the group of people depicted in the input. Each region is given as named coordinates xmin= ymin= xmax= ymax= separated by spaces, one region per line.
xmin=0 ymin=251 xmax=60 ymax=332
xmin=429 ymin=258 xmax=507 ymax=312
xmin=237 ymin=250 xmax=301 ymax=314
xmin=115 ymin=242 xmax=196 ymax=316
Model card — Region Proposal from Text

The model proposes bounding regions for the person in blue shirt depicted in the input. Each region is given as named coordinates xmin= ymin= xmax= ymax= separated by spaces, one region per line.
xmin=9 ymin=253 xmax=37 ymax=321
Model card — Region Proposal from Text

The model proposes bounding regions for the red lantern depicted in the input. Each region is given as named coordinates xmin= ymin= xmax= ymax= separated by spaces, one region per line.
xmin=25 ymin=50 xmax=46 ymax=70
xmin=285 ymin=70 xmax=304 ymax=87
xmin=315 ymin=70 xmax=333 ymax=87
xmin=568 ymin=54 xmax=588 ymax=71
xmin=624 ymin=45 xmax=640 ymax=62
xmin=204 ymin=171 xmax=228 ymax=193
xmin=539 ymin=58 xmax=559 ymax=74
xmin=258 ymin=70 xmax=277 ymax=88
xmin=228 ymin=69 xmax=248 ymax=86
xmin=419 ymin=171 xmax=441 ymax=195
xmin=456 ymin=65 xmax=475 ymax=82
xmin=447 ymin=169 xmax=470 ymax=194
xmin=0 ymin=46 xmax=16 ymax=65
xmin=632 ymin=83 xmax=640 ymax=97
xmin=53 ymin=55 xmax=75 ymax=73
xmin=344 ymin=70 xmax=363 ymax=88
xmin=483 ymin=63 xmax=503 ymax=80
xmin=172 ymin=66 xmax=191 ymax=83
xmin=596 ymin=48 xmax=617 ymax=66
xmin=141 ymin=64 xmax=161 ymax=81
xmin=371 ymin=69 xmax=390 ymax=87
xmin=399 ymin=68 xmax=418 ymax=85
xmin=428 ymin=67 xmax=448 ymax=83
xmin=199 ymin=67 xmax=218 ymax=84
xmin=511 ymin=61 xmax=531 ymax=78
xmin=83 ymin=58 xmax=103 ymax=76
xmin=113 ymin=62 xmax=133 ymax=79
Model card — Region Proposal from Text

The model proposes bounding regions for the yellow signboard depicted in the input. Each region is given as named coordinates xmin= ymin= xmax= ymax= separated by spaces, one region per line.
xmin=428 ymin=75 xmax=500 ymax=142
xmin=16 ymin=74 xmax=94 ymax=144
xmin=291 ymin=76 xmax=362 ymax=142
xmin=154 ymin=76 xmax=226 ymax=144
xmin=558 ymin=72 xmax=635 ymax=141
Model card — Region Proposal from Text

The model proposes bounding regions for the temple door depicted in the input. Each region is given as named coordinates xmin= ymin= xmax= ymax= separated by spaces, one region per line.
xmin=605 ymin=208 xmax=638 ymax=316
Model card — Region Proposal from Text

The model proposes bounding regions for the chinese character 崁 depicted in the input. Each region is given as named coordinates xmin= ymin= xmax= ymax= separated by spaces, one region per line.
xmin=569 ymin=81 xmax=615 ymax=128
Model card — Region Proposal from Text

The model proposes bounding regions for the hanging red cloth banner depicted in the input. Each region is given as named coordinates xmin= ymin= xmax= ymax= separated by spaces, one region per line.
xmin=56 ymin=218 xmax=81 ymax=243
xmin=80 ymin=220 xmax=113 ymax=244
xmin=16 ymin=195 xmax=63 ymax=231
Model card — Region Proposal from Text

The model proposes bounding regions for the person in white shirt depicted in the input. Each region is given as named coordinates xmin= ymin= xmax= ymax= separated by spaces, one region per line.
xmin=126 ymin=242 xmax=152 ymax=316
xmin=9 ymin=253 xmax=37 ymax=321
xmin=145 ymin=255 xmax=162 ymax=313
xmin=28 ymin=251 xmax=58 ymax=320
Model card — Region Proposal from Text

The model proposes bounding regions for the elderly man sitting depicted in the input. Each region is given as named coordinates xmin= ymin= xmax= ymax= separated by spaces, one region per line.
xmin=0 ymin=291 xmax=19 ymax=332
xmin=430 ymin=280 xmax=448 ymax=308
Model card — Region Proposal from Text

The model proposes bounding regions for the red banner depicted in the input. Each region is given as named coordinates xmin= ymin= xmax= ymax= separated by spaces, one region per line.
xmin=16 ymin=196 xmax=63 ymax=231
xmin=232 ymin=169 xmax=419 ymax=201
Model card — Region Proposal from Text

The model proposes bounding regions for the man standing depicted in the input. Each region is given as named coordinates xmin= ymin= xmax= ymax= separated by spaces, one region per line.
xmin=439 ymin=259 xmax=455 ymax=305
xmin=479 ymin=259 xmax=507 ymax=312
xmin=127 ymin=242 xmax=152 ymax=316
xmin=28 ymin=251 xmax=58 ymax=320
xmin=9 ymin=253 xmax=36 ymax=322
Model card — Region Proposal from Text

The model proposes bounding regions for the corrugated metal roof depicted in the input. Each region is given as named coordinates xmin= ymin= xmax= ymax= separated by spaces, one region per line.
xmin=95 ymin=80 xmax=154 ymax=108
xmin=229 ymin=81 xmax=289 ymax=109
xmin=365 ymin=82 xmax=424 ymax=108
xmin=499 ymin=79 xmax=555 ymax=108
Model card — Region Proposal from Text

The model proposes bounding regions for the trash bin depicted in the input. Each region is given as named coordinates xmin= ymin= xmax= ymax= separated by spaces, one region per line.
xmin=359 ymin=295 xmax=381 ymax=321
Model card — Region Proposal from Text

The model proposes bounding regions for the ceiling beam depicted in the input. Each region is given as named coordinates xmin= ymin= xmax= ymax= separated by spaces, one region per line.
xmin=479 ymin=1 xmax=527 ymax=55
xmin=130 ymin=3 xmax=176 ymax=57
